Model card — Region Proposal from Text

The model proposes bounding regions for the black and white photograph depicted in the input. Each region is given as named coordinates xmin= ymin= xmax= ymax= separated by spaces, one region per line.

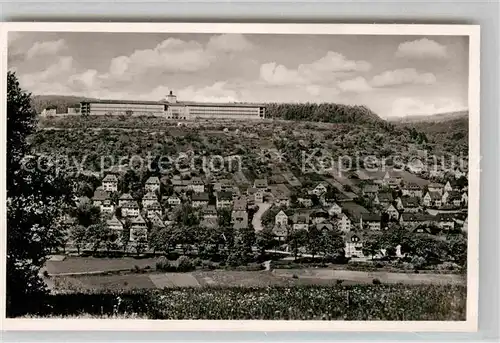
xmin=1 ymin=23 xmax=479 ymax=331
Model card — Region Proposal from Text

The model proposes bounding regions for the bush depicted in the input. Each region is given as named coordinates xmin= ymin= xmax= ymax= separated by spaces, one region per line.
xmin=42 ymin=270 xmax=49 ymax=278
xmin=292 ymin=274 xmax=299 ymax=279
xmin=336 ymin=279 xmax=343 ymax=285
xmin=372 ymin=278 xmax=382 ymax=285
xmin=176 ymin=256 xmax=195 ymax=272
xmin=155 ymin=257 xmax=171 ymax=271
xmin=201 ymin=261 xmax=218 ymax=270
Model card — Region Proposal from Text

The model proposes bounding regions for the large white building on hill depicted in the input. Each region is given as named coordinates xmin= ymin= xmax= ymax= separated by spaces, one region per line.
xmin=79 ymin=91 xmax=266 ymax=120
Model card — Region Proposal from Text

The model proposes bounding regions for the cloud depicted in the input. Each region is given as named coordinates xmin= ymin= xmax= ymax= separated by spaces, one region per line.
xmin=337 ymin=76 xmax=372 ymax=93
xmin=26 ymin=39 xmax=67 ymax=59
xmin=69 ymin=69 xmax=99 ymax=90
xmin=19 ymin=56 xmax=74 ymax=89
xmin=371 ymin=68 xmax=436 ymax=87
xmin=147 ymin=81 xmax=239 ymax=103
xmin=396 ymin=38 xmax=448 ymax=59
xmin=207 ymin=34 xmax=254 ymax=52
xmin=259 ymin=62 xmax=307 ymax=85
xmin=260 ymin=51 xmax=371 ymax=86
xmin=390 ymin=97 xmax=467 ymax=117
xmin=102 ymin=38 xmax=215 ymax=82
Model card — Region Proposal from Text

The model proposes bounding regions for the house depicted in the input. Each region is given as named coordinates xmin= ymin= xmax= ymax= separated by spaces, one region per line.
xmin=428 ymin=183 xmax=444 ymax=195
xmin=382 ymin=171 xmax=402 ymax=189
xmin=102 ymin=174 xmax=118 ymax=192
xmin=401 ymin=183 xmax=423 ymax=198
xmin=142 ymin=192 xmax=158 ymax=207
xmin=191 ymin=192 xmax=210 ymax=208
xmin=344 ymin=232 xmax=364 ymax=258
xmin=118 ymin=193 xmax=134 ymax=207
xmin=100 ymin=199 xmax=115 ymax=215
xmin=254 ymin=190 xmax=264 ymax=204
xmin=319 ymin=193 xmax=335 ymax=207
xmin=190 ymin=177 xmax=205 ymax=193
xmin=253 ymin=178 xmax=268 ymax=190
xmin=106 ymin=215 xmax=124 ymax=242
xmin=272 ymin=224 xmax=288 ymax=238
xmin=92 ymin=188 xmax=110 ymax=207
xmin=202 ymin=205 xmax=218 ymax=220
xmin=310 ymin=209 xmax=329 ymax=224
xmin=297 ymin=195 xmax=313 ymax=208
xmin=233 ymin=197 xmax=248 ymax=211
xmin=274 ymin=193 xmax=291 ymax=207
xmin=328 ymin=203 xmax=342 ymax=216
xmin=173 ymin=179 xmax=192 ymax=193
xmin=121 ymin=201 xmax=140 ymax=217
xmin=444 ymin=181 xmax=456 ymax=193
xmin=129 ymin=214 xmax=148 ymax=242
xmin=145 ymin=176 xmax=161 ymax=193
xmin=316 ymin=222 xmax=335 ymax=232
xmin=336 ymin=213 xmax=352 ymax=233
xmin=407 ymin=158 xmax=425 ymax=174
xmin=145 ymin=201 xmax=162 ymax=218
xmin=309 ymin=182 xmax=328 ymax=196
xmin=292 ymin=213 xmax=310 ymax=231
xmin=149 ymin=213 xmax=165 ymax=228
xmin=454 ymin=168 xmax=466 ymax=179
xmin=231 ymin=210 xmax=249 ymax=229
xmin=423 ymin=191 xmax=442 ymax=207
xmin=385 ymin=204 xmax=400 ymax=220
xmin=442 ymin=190 xmax=462 ymax=207
xmin=436 ymin=213 xmax=456 ymax=231
xmin=167 ymin=195 xmax=181 ymax=206
xmin=275 ymin=210 xmax=288 ymax=226
xmin=396 ymin=197 xmax=421 ymax=213
xmin=462 ymin=192 xmax=468 ymax=205
xmin=216 ymin=192 xmax=233 ymax=209
xmin=374 ymin=192 xmax=393 ymax=207
xmin=399 ymin=213 xmax=436 ymax=230
xmin=362 ymin=184 xmax=379 ymax=198
xmin=360 ymin=213 xmax=381 ymax=231
xmin=214 ymin=179 xmax=234 ymax=192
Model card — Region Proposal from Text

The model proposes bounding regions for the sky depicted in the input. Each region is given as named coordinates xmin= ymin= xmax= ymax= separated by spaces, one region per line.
xmin=8 ymin=32 xmax=469 ymax=118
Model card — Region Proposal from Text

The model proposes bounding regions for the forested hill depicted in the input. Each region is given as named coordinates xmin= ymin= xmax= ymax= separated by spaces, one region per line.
xmin=265 ymin=102 xmax=383 ymax=124
xmin=31 ymin=95 xmax=95 ymax=114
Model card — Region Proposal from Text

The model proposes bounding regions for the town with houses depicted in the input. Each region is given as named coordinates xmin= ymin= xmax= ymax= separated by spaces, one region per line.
xmin=71 ymin=153 xmax=468 ymax=260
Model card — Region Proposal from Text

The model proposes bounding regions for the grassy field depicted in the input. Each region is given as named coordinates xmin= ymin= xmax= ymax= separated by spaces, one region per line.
xmin=18 ymin=284 xmax=466 ymax=320
xmin=45 ymin=256 xmax=157 ymax=275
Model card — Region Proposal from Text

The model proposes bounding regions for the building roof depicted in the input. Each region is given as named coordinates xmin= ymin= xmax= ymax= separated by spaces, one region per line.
xmin=344 ymin=232 xmax=364 ymax=242
xmin=102 ymin=174 xmax=118 ymax=182
xmin=276 ymin=210 xmax=288 ymax=218
xmin=119 ymin=193 xmax=133 ymax=200
xmin=131 ymin=214 xmax=146 ymax=224
xmin=428 ymin=183 xmax=444 ymax=188
xmin=92 ymin=189 xmax=109 ymax=201
xmin=427 ymin=191 xmax=442 ymax=200
xmin=146 ymin=176 xmax=160 ymax=185
xmin=362 ymin=213 xmax=381 ymax=222
xmin=192 ymin=192 xmax=210 ymax=201
xmin=363 ymin=185 xmax=379 ymax=193
xmin=404 ymin=182 xmax=421 ymax=189
xmin=233 ymin=197 xmax=248 ymax=210
xmin=377 ymin=192 xmax=393 ymax=202
xmin=401 ymin=213 xmax=435 ymax=222
xmin=217 ymin=192 xmax=233 ymax=201
xmin=106 ymin=215 xmax=123 ymax=228
xmin=203 ymin=205 xmax=217 ymax=215
xmin=121 ymin=201 xmax=139 ymax=209
xmin=254 ymin=179 xmax=268 ymax=188
xmin=143 ymin=192 xmax=157 ymax=200
xmin=401 ymin=196 xmax=420 ymax=207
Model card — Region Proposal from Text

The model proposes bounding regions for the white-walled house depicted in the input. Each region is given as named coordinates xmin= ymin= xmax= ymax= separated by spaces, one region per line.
xmin=145 ymin=176 xmax=161 ymax=193
xmin=336 ymin=213 xmax=352 ymax=233
xmin=386 ymin=204 xmax=400 ymax=220
xmin=102 ymin=174 xmax=118 ymax=192
xmin=328 ymin=203 xmax=342 ymax=216
xmin=275 ymin=210 xmax=288 ymax=226
xmin=344 ymin=232 xmax=364 ymax=258
xmin=142 ymin=191 xmax=158 ymax=207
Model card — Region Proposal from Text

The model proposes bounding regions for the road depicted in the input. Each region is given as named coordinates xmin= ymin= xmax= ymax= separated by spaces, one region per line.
xmin=251 ymin=201 xmax=272 ymax=232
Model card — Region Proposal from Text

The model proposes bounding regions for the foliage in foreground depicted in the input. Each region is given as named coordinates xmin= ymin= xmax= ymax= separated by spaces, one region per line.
xmin=10 ymin=284 xmax=466 ymax=321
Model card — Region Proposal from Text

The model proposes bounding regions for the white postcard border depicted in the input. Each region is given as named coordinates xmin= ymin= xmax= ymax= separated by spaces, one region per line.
xmin=0 ymin=22 xmax=480 ymax=332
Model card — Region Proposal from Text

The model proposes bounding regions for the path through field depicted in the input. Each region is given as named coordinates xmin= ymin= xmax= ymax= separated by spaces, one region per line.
xmin=252 ymin=202 xmax=272 ymax=232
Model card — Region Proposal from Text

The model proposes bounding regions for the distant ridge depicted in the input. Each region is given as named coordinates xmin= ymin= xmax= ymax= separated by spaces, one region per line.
xmin=388 ymin=110 xmax=469 ymax=124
